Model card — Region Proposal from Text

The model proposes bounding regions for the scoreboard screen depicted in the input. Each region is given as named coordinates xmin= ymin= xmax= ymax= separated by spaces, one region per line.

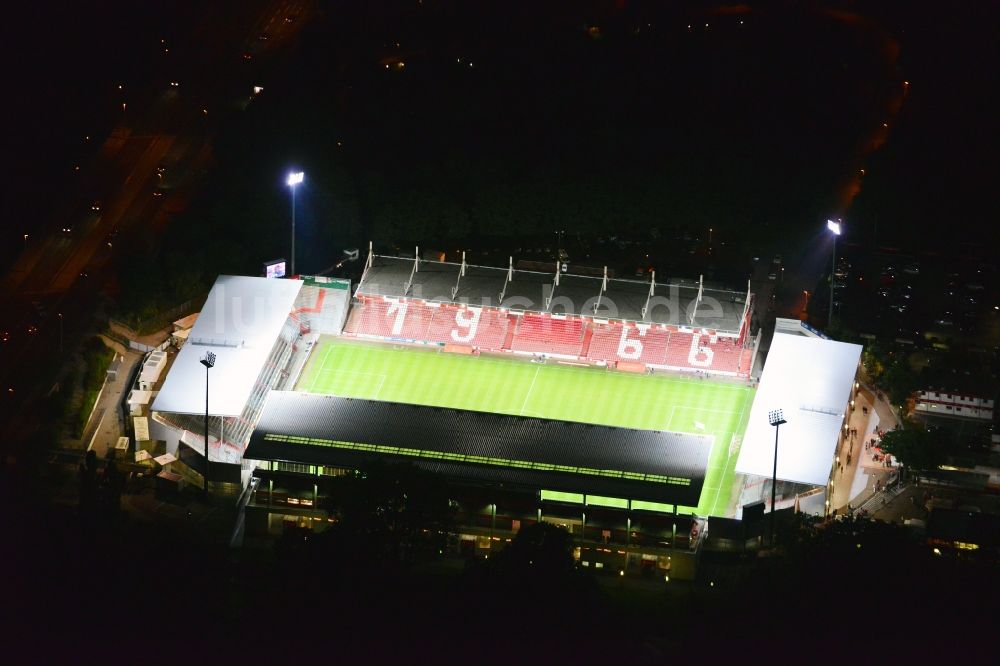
xmin=263 ymin=259 xmax=287 ymax=279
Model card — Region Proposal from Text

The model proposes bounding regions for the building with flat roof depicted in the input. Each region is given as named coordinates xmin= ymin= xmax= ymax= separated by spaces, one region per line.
xmin=735 ymin=332 xmax=863 ymax=516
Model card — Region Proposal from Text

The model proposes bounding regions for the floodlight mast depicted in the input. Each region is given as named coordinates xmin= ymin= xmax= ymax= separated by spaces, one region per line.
xmin=287 ymin=171 xmax=305 ymax=276
xmin=768 ymin=409 xmax=787 ymax=547
xmin=826 ymin=219 xmax=842 ymax=326
xmin=200 ymin=351 xmax=216 ymax=498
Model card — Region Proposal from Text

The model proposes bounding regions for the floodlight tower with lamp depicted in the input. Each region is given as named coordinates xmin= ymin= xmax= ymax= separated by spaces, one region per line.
xmin=768 ymin=409 xmax=787 ymax=547
xmin=287 ymin=171 xmax=305 ymax=276
xmin=826 ymin=219 xmax=842 ymax=326
xmin=200 ymin=351 xmax=216 ymax=498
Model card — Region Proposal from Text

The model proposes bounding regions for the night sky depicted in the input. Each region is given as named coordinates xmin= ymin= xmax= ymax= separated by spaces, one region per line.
xmin=5 ymin=1 xmax=996 ymax=272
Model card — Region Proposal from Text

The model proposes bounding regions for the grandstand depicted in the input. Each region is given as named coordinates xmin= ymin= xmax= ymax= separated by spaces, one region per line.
xmin=735 ymin=331 xmax=863 ymax=517
xmin=248 ymin=391 xmax=716 ymax=508
xmin=149 ymin=275 xmax=351 ymax=492
xmin=345 ymin=248 xmax=758 ymax=378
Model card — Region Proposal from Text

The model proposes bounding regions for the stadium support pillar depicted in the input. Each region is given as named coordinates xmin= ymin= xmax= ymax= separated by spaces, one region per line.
xmin=451 ymin=251 xmax=466 ymax=300
xmin=490 ymin=502 xmax=496 ymax=543
xmin=499 ymin=257 xmax=513 ymax=305
xmin=625 ymin=516 xmax=631 ymax=571
xmin=642 ymin=271 xmax=656 ymax=320
xmin=403 ymin=248 xmax=419 ymax=295
xmin=358 ymin=241 xmax=374 ymax=289
xmin=544 ymin=262 xmax=560 ymax=311
xmin=689 ymin=275 xmax=704 ymax=326
xmin=593 ymin=266 xmax=608 ymax=314
xmin=671 ymin=509 xmax=676 ymax=555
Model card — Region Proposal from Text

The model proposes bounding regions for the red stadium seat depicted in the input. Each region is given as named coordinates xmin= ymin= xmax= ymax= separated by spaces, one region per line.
xmin=345 ymin=297 xmax=753 ymax=377
xmin=343 ymin=298 xmax=432 ymax=340
xmin=510 ymin=314 xmax=585 ymax=356
xmin=587 ymin=322 xmax=671 ymax=366
xmin=662 ymin=331 xmax=750 ymax=375
xmin=425 ymin=305 xmax=509 ymax=350
xmin=345 ymin=299 xmax=510 ymax=350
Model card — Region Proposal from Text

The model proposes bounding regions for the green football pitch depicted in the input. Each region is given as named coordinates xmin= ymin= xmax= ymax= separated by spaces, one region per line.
xmin=297 ymin=338 xmax=755 ymax=517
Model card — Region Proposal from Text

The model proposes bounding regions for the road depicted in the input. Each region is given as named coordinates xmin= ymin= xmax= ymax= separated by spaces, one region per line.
xmin=0 ymin=0 xmax=314 ymax=460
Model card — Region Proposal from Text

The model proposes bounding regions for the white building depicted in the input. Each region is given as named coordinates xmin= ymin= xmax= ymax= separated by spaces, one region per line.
xmin=914 ymin=390 xmax=994 ymax=421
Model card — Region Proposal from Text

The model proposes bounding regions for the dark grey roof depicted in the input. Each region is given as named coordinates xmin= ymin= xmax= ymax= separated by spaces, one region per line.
xmin=356 ymin=254 xmax=748 ymax=332
xmin=247 ymin=391 xmax=713 ymax=506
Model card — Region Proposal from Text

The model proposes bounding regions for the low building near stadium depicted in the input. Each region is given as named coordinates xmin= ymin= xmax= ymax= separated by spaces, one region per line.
xmin=735 ymin=331 xmax=863 ymax=517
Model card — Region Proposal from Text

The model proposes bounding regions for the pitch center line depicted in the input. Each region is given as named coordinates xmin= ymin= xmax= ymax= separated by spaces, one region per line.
xmin=519 ymin=366 xmax=540 ymax=416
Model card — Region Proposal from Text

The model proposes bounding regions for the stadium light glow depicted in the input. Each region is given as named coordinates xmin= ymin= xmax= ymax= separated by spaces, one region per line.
xmin=826 ymin=219 xmax=841 ymax=235
xmin=286 ymin=171 xmax=304 ymax=186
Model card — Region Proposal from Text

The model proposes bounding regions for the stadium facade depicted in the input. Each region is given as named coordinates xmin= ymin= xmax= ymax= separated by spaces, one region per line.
xmin=143 ymin=248 xmax=769 ymax=569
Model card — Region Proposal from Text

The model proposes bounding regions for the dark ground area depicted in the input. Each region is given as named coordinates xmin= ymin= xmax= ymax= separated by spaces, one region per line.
xmin=3 ymin=467 xmax=996 ymax=660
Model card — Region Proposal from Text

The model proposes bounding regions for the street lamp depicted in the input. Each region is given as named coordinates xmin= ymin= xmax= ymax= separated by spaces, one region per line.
xmin=826 ymin=219 xmax=842 ymax=326
xmin=23 ymin=234 xmax=28 ymax=252
xmin=768 ymin=408 xmax=787 ymax=547
xmin=200 ymin=351 xmax=216 ymax=498
xmin=287 ymin=171 xmax=305 ymax=276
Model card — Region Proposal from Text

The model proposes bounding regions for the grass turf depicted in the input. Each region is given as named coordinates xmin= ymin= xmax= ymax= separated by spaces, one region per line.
xmin=297 ymin=338 xmax=754 ymax=517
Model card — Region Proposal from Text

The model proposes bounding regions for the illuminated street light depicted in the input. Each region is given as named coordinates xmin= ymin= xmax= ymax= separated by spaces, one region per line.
xmin=827 ymin=219 xmax=842 ymax=325
xmin=768 ymin=409 xmax=787 ymax=547
xmin=287 ymin=171 xmax=305 ymax=275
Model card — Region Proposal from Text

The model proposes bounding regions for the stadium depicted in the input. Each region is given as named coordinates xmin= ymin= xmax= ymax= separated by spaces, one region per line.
xmin=145 ymin=246 xmax=862 ymax=572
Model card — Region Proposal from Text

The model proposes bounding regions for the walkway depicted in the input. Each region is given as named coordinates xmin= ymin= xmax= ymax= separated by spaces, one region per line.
xmin=829 ymin=382 xmax=903 ymax=514
xmin=82 ymin=350 xmax=144 ymax=458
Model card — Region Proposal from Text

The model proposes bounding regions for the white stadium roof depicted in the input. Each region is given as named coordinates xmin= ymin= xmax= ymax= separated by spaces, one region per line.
xmin=152 ymin=275 xmax=302 ymax=417
xmin=735 ymin=332 xmax=862 ymax=487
